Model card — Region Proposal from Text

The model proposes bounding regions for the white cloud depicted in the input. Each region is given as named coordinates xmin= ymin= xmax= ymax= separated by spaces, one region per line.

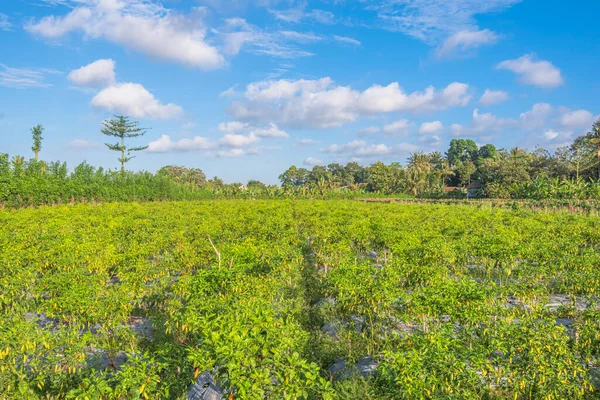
xmin=419 ymin=134 xmax=443 ymax=147
xmin=543 ymin=129 xmax=559 ymax=140
xmin=452 ymin=109 xmax=514 ymax=137
xmin=436 ymin=29 xmax=500 ymax=58
xmin=147 ymin=134 xmax=216 ymax=153
xmin=383 ymin=119 xmax=410 ymax=135
xmin=370 ymin=0 xmax=521 ymax=44
xmin=0 ymin=13 xmax=12 ymax=31
xmin=518 ymin=103 xmax=553 ymax=130
xmin=323 ymin=140 xmax=418 ymax=157
xmin=67 ymin=59 xmax=116 ymax=87
xmin=479 ymin=89 xmax=508 ymax=106
xmin=219 ymin=121 xmax=249 ymax=133
xmin=218 ymin=148 xmax=249 ymax=158
xmin=298 ymin=138 xmax=321 ymax=145
xmin=0 ymin=64 xmax=58 ymax=89
xmin=220 ymin=85 xmax=240 ymax=98
xmin=419 ymin=121 xmax=443 ymax=134
xmin=280 ymin=30 xmax=323 ymax=43
xmin=269 ymin=7 xmax=335 ymax=24
xmin=333 ymin=35 xmax=361 ymax=46
xmin=452 ymin=103 xmax=597 ymax=140
xmin=251 ymin=123 xmax=289 ymax=138
xmin=558 ymin=109 xmax=595 ymax=130
xmin=91 ymin=82 xmax=183 ymax=119
xmin=221 ymin=18 xmax=314 ymax=58
xmin=230 ymin=78 xmax=471 ymax=128
xmin=219 ymin=133 xmax=260 ymax=148
xmin=304 ymin=157 xmax=325 ymax=166
xmin=26 ymin=1 xmax=224 ymax=70
xmin=497 ymin=54 xmax=564 ymax=88
xmin=66 ymin=139 xmax=102 ymax=149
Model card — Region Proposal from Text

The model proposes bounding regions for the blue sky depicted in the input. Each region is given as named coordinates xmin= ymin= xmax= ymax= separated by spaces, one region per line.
xmin=0 ymin=0 xmax=599 ymax=183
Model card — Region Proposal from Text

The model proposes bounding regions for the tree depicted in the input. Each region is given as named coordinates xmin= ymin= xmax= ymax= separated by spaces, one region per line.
xmin=476 ymin=144 xmax=497 ymax=163
xmin=367 ymin=161 xmax=405 ymax=194
xmin=101 ymin=116 xmax=148 ymax=172
xmin=455 ymin=161 xmax=477 ymax=187
xmin=573 ymin=118 xmax=600 ymax=180
xmin=31 ymin=124 xmax=44 ymax=161
xmin=279 ymin=166 xmax=309 ymax=188
xmin=247 ymin=180 xmax=267 ymax=189
xmin=158 ymin=166 xmax=206 ymax=187
xmin=308 ymin=166 xmax=333 ymax=187
xmin=344 ymin=162 xmax=368 ymax=186
xmin=446 ymin=139 xmax=478 ymax=166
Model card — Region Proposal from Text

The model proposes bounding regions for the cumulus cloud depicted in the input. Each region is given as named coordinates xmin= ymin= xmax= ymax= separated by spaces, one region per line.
xmin=518 ymin=103 xmax=553 ymax=131
xmin=436 ymin=29 xmax=500 ymax=58
xmin=558 ymin=109 xmax=595 ymax=130
xmin=219 ymin=132 xmax=260 ymax=148
xmin=479 ymin=89 xmax=509 ymax=106
xmin=67 ymin=59 xmax=116 ymax=87
xmin=147 ymin=134 xmax=216 ymax=153
xmin=26 ymin=1 xmax=224 ymax=70
xmin=218 ymin=121 xmax=289 ymax=144
xmin=91 ymin=82 xmax=183 ymax=119
xmin=218 ymin=148 xmax=248 ymax=158
xmin=252 ymin=123 xmax=288 ymax=138
xmin=148 ymin=120 xmax=287 ymax=154
xmin=419 ymin=121 xmax=443 ymax=134
xmin=452 ymin=103 xmax=597 ymax=141
xmin=383 ymin=119 xmax=410 ymax=136
xmin=229 ymin=78 xmax=471 ymax=128
xmin=323 ymin=140 xmax=418 ymax=157
xmin=219 ymin=121 xmax=249 ymax=133
xmin=497 ymin=54 xmax=564 ymax=88
xmin=452 ymin=109 xmax=512 ymax=137
xmin=304 ymin=157 xmax=325 ymax=166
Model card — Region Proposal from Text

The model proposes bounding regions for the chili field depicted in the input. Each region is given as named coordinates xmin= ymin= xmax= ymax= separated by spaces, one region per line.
xmin=2 ymin=201 xmax=600 ymax=399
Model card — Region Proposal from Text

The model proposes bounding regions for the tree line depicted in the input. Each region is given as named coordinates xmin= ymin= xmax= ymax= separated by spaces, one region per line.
xmin=1 ymin=116 xmax=600 ymax=207
xmin=280 ymin=119 xmax=600 ymax=199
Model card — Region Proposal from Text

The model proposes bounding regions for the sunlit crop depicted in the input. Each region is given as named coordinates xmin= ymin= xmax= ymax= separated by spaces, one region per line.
xmin=1 ymin=201 xmax=600 ymax=399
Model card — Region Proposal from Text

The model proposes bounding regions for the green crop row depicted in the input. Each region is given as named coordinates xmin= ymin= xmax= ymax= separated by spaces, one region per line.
xmin=1 ymin=201 xmax=600 ymax=399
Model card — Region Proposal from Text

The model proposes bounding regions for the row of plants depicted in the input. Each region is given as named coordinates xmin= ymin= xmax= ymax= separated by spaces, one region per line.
xmin=2 ymin=200 xmax=600 ymax=398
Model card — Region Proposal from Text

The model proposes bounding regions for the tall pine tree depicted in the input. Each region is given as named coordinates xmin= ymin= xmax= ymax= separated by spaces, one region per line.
xmin=31 ymin=124 xmax=44 ymax=161
xmin=101 ymin=116 xmax=148 ymax=172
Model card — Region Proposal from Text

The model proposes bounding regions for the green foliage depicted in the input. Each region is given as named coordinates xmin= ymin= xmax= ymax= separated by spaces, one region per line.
xmin=157 ymin=165 xmax=206 ymax=187
xmin=447 ymin=139 xmax=479 ymax=166
xmin=102 ymin=116 xmax=149 ymax=172
xmin=31 ymin=124 xmax=44 ymax=161
xmin=2 ymin=201 xmax=600 ymax=398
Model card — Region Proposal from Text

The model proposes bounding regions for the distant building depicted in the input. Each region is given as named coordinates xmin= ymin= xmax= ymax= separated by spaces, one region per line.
xmin=466 ymin=181 xmax=483 ymax=198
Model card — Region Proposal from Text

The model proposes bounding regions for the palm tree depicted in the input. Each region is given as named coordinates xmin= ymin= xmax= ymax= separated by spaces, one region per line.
xmin=407 ymin=152 xmax=432 ymax=195
xmin=587 ymin=119 xmax=600 ymax=179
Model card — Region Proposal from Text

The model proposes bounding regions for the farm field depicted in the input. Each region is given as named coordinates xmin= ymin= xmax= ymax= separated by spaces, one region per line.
xmin=2 ymin=201 xmax=600 ymax=399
